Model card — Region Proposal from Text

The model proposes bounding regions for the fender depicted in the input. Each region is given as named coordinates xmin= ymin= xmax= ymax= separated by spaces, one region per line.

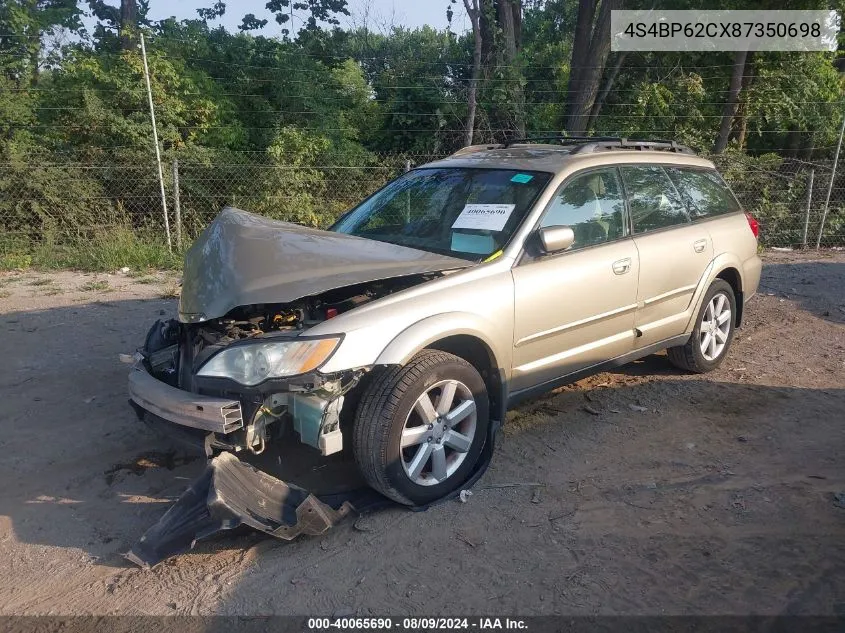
xmin=683 ymin=252 xmax=746 ymax=334
xmin=375 ymin=312 xmax=510 ymax=376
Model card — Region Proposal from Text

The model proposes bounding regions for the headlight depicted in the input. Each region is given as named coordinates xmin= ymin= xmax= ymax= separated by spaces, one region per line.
xmin=196 ymin=337 xmax=341 ymax=386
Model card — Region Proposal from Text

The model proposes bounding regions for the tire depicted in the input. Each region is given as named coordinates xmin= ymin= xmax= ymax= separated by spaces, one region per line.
xmin=352 ymin=349 xmax=489 ymax=505
xmin=668 ymin=279 xmax=737 ymax=373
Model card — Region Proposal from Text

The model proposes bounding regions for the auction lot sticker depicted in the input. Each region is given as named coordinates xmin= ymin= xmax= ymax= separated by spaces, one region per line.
xmin=452 ymin=204 xmax=516 ymax=232
xmin=611 ymin=10 xmax=839 ymax=51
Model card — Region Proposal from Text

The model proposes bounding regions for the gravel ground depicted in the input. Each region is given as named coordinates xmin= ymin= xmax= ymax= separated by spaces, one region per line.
xmin=0 ymin=251 xmax=843 ymax=616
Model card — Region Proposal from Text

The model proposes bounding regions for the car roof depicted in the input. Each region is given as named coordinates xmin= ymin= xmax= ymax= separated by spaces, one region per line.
xmin=419 ymin=141 xmax=716 ymax=175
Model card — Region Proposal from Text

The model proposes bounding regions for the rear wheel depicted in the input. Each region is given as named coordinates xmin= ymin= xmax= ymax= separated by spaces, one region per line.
xmin=668 ymin=279 xmax=736 ymax=373
xmin=353 ymin=350 xmax=489 ymax=505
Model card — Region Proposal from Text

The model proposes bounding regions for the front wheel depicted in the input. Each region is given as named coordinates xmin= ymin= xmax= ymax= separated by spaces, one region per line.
xmin=668 ymin=279 xmax=736 ymax=373
xmin=352 ymin=350 xmax=489 ymax=505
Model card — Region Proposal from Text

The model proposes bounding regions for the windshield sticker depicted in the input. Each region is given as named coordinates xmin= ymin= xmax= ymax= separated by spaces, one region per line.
xmin=511 ymin=173 xmax=534 ymax=184
xmin=452 ymin=204 xmax=516 ymax=232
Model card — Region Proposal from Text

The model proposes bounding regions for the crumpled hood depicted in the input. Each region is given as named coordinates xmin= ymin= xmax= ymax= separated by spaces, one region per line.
xmin=179 ymin=207 xmax=470 ymax=322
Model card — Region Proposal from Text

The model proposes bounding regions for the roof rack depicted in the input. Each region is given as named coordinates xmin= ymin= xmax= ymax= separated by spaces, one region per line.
xmin=450 ymin=143 xmax=504 ymax=157
xmin=501 ymin=135 xmax=696 ymax=155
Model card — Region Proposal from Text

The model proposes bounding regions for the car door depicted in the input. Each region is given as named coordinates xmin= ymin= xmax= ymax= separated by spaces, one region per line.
xmin=510 ymin=167 xmax=639 ymax=394
xmin=620 ymin=165 xmax=714 ymax=348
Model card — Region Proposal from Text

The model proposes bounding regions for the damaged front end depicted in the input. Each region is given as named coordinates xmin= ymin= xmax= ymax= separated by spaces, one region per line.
xmin=129 ymin=207 xmax=467 ymax=458
xmin=124 ymin=208 xmax=484 ymax=566
xmin=126 ymin=284 xmax=426 ymax=567
xmin=129 ymin=276 xmax=428 ymax=457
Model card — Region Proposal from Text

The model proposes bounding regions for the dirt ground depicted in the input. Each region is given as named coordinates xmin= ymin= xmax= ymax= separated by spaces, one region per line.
xmin=0 ymin=251 xmax=843 ymax=616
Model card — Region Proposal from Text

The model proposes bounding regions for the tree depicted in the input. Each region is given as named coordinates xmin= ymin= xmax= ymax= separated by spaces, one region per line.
xmin=264 ymin=0 xmax=349 ymax=38
xmin=0 ymin=0 xmax=83 ymax=85
xmin=472 ymin=0 xmax=525 ymax=140
xmin=563 ymin=0 xmax=619 ymax=135
xmin=88 ymin=0 xmax=148 ymax=50
xmin=496 ymin=0 xmax=524 ymax=136
xmin=586 ymin=51 xmax=626 ymax=130
xmin=713 ymin=50 xmax=747 ymax=153
xmin=239 ymin=14 xmax=269 ymax=31
xmin=459 ymin=0 xmax=483 ymax=145
xmin=197 ymin=1 xmax=226 ymax=22
xmin=729 ymin=52 xmax=755 ymax=150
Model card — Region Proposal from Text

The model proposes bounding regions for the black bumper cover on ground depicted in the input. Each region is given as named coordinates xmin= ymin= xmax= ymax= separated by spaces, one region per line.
xmin=126 ymin=420 xmax=500 ymax=568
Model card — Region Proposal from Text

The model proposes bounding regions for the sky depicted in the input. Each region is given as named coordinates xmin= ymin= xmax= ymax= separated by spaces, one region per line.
xmin=133 ymin=0 xmax=469 ymax=35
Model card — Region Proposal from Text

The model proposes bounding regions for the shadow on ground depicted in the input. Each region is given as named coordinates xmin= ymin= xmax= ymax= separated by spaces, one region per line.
xmin=0 ymin=256 xmax=843 ymax=615
xmin=757 ymin=261 xmax=845 ymax=324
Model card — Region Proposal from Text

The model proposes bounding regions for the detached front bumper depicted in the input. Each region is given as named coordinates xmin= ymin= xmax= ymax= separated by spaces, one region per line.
xmin=129 ymin=354 xmax=359 ymax=456
xmin=128 ymin=368 xmax=244 ymax=434
xmin=127 ymin=451 xmax=363 ymax=568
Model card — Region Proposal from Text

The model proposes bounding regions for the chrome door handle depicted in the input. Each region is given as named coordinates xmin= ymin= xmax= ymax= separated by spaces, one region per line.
xmin=693 ymin=238 xmax=707 ymax=253
xmin=612 ymin=258 xmax=631 ymax=275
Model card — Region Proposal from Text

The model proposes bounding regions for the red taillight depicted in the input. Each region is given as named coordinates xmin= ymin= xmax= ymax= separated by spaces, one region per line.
xmin=325 ymin=307 xmax=338 ymax=319
xmin=745 ymin=212 xmax=759 ymax=239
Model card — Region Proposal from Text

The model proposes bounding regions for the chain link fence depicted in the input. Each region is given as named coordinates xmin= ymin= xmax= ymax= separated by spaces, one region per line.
xmin=1 ymin=151 xmax=844 ymax=256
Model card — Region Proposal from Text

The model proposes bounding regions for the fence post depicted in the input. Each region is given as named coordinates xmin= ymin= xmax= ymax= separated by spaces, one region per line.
xmin=817 ymin=113 xmax=845 ymax=249
xmin=802 ymin=169 xmax=814 ymax=249
xmin=172 ymin=158 xmax=182 ymax=250
xmin=404 ymin=159 xmax=411 ymax=223
xmin=140 ymin=33 xmax=172 ymax=253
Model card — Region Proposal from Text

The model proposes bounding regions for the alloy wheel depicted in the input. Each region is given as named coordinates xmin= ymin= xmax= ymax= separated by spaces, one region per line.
xmin=699 ymin=292 xmax=732 ymax=361
xmin=400 ymin=379 xmax=477 ymax=486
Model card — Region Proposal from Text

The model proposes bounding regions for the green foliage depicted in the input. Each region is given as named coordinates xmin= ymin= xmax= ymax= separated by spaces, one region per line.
xmin=712 ymin=150 xmax=816 ymax=246
xmin=1 ymin=0 xmax=844 ymax=268
xmin=264 ymin=0 xmax=349 ymax=37
xmin=0 ymin=252 xmax=33 ymax=271
xmin=253 ymin=126 xmax=331 ymax=226
xmin=344 ymin=26 xmax=469 ymax=152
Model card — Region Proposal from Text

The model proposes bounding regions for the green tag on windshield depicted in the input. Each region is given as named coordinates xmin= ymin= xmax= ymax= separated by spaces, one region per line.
xmin=511 ymin=173 xmax=533 ymax=184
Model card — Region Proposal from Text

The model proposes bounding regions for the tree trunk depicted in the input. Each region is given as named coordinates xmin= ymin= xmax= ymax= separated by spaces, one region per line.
xmin=497 ymin=0 xmax=518 ymax=63
xmin=729 ymin=52 xmax=754 ymax=150
xmin=26 ymin=0 xmax=40 ymax=86
xmin=564 ymin=0 xmax=598 ymax=130
xmin=784 ymin=128 xmax=801 ymax=158
xmin=713 ymin=50 xmax=748 ymax=154
xmin=463 ymin=0 xmax=483 ymax=146
xmin=586 ymin=51 xmax=626 ymax=131
xmin=29 ymin=41 xmax=40 ymax=86
xmin=799 ymin=134 xmax=815 ymax=161
xmin=497 ymin=0 xmax=524 ymax=137
xmin=120 ymin=0 xmax=138 ymax=50
xmin=479 ymin=0 xmax=495 ymax=71
xmin=565 ymin=0 xmax=617 ymax=135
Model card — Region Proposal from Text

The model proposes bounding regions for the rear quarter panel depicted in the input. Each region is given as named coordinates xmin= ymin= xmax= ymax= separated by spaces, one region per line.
xmin=679 ymin=212 xmax=761 ymax=334
xmin=704 ymin=212 xmax=761 ymax=297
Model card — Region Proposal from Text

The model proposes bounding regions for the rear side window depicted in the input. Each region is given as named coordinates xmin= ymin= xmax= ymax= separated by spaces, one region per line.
xmin=666 ymin=167 xmax=741 ymax=219
xmin=620 ymin=165 xmax=690 ymax=234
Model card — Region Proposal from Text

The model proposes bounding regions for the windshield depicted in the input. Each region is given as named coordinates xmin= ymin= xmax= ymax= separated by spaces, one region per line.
xmin=330 ymin=168 xmax=552 ymax=260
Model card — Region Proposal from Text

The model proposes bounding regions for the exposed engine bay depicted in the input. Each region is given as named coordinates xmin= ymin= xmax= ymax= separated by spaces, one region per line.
xmin=135 ymin=274 xmax=441 ymax=457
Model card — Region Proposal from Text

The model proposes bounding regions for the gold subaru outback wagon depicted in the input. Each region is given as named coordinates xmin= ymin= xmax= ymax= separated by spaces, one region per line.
xmin=130 ymin=137 xmax=762 ymax=509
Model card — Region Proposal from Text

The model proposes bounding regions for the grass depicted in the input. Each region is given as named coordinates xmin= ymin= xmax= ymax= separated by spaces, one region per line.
xmin=0 ymin=227 xmax=183 ymax=273
xmin=27 ymin=278 xmax=54 ymax=287
xmin=159 ymin=283 xmax=181 ymax=299
xmin=0 ymin=252 xmax=33 ymax=270
xmin=0 ymin=290 xmax=10 ymax=299
xmin=134 ymin=276 xmax=159 ymax=284
xmin=79 ymin=280 xmax=110 ymax=292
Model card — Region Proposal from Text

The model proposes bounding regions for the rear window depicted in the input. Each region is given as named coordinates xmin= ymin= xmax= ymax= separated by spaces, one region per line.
xmin=666 ymin=167 xmax=741 ymax=219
